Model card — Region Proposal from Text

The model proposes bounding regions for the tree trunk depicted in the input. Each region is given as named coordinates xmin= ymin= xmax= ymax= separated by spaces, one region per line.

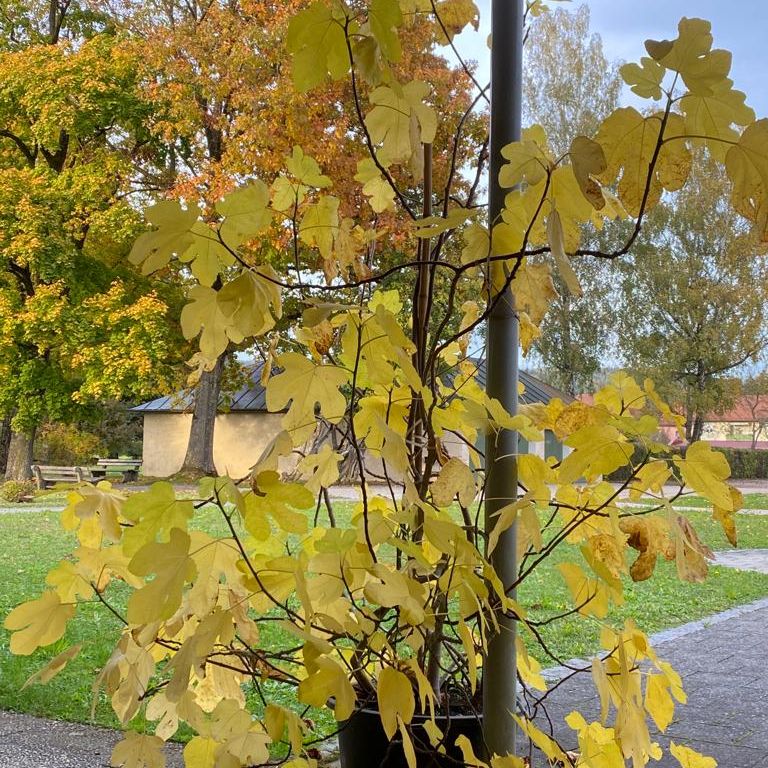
xmin=181 ymin=356 xmax=224 ymax=476
xmin=5 ymin=427 xmax=36 ymax=481
xmin=0 ymin=414 xmax=12 ymax=475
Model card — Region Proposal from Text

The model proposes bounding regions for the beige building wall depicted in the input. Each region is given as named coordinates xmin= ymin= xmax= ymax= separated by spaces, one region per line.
xmin=141 ymin=412 xmax=284 ymax=478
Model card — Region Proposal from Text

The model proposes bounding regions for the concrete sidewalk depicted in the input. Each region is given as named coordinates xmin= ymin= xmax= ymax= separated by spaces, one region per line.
xmin=0 ymin=711 xmax=183 ymax=767
xmin=538 ymin=597 xmax=768 ymax=768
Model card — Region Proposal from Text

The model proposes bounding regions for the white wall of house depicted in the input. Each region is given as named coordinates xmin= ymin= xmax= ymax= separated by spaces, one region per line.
xmin=142 ymin=412 xmax=285 ymax=478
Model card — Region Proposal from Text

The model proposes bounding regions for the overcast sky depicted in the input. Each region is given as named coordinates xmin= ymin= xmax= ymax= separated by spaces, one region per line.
xmin=455 ymin=1 xmax=768 ymax=117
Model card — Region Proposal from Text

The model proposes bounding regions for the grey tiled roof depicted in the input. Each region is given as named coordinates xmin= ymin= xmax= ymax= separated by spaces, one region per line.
xmin=132 ymin=360 xmax=571 ymax=413
xmin=131 ymin=364 xmax=269 ymax=413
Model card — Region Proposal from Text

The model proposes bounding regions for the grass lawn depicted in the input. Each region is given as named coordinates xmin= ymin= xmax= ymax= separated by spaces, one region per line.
xmin=1 ymin=501 xmax=767 ymax=735
xmin=674 ymin=492 xmax=768 ymax=510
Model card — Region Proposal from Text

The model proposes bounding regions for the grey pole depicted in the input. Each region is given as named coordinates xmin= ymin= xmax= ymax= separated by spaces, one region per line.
xmin=483 ymin=0 xmax=523 ymax=758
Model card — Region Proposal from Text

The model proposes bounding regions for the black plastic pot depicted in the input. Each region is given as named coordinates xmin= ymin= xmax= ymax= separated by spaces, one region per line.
xmin=338 ymin=707 xmax=485 ymax=768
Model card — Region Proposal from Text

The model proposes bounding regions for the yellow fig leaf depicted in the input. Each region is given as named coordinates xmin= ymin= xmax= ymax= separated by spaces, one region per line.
xmin=430 ymin=457 xmax=476 ymax=507
xmin=129 ymin=200 xmax=198 ymax=275
xmin=182 ymin=737 xmax=217 ymax=768
xmin=297 ymin=656 xmax=356 ymax=721
xmin=499 ymin=128 xmax=550 ymax=189
xmin=645 ymin=673 xmax=675 ymax=732
xmin=299 ymin=195 xmax=340 ymax=261
xmin=431 ymin=0 xmax=479 ymax=41
xmin=180 ymin=222 xmax=236 ymax=288
xmin=713 ymin=485 xmax=741 ymax=546
xmin=121 ymin=482 xmax=194 ymax=557
xmin=355 ymin=158 xmax=396 ymax=213
xmin=365 ymin=81 xmax=436 ymax=165
xmin=670 ymin=742 xmax=717 ymax=768
xmin=127 ymin=528 xmax=197 ymax=624
xmin=266 ymin=353 xmax=349 ymax=444
xmin=646 ymin=18 xmax=729 ymax=95
xmin=23 ymin=644 xmax=82 ymax=688
xmin=377 ymin=667 xmax=415 ymax=739
xmin=46 ymin=560 xmax=94 ymax=602
xmin=673 ymin=442 xmax=732 ymax=510
xmin=596 ymin=107 xmax=670 ymax=216
xmin=297 ymin=443 xmax=343 ymax=493
xmin=547 ymin=209 xmax=582 ymax=297
xmin=621 ymin=57 xmax=665 ymax=100
xmin=286 ymin=145 xmax=333 ymax=188
xmin=725 ymin=118 xmax=768 ymax=240
xmin=673 ymin=514 xmax=713 ymax=583
xmin=4 ymin=591 xmax=75 ymax=656
xmin=558 ymin=563 xmax=609 ymax=618
xmin=216 ymin=179 xmax=272 ymax=248
xmin=111 ymin=732 xmax=166 ymax=768
xmin=515 ymin=717 xmax=569 ymax=765
xmin=620 ymin=516 xmax=674 ymax=582
xmin=681 ymin=81 xmax=754 ymax=161
xmin=287 ymin=1 xmax=351 ymax=92
xmin=570 ymin=135 xmax=607 ymax=209
xmin=516 ymin=637 xmax=547 ymax=692
xmin=512 ymin=261 xmax=557 ymax=330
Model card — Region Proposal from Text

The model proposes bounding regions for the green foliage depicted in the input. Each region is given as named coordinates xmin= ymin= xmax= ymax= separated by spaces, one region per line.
xmin=716 ymin=448 xmax=768 ymax=480
xmin=0 ymin=479 xmax=35 ymax=502
xmin=36 ymin=423 xmax=105 ymax=466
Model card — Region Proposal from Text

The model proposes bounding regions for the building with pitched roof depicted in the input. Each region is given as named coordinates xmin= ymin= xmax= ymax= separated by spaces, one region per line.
xmin=132 ymin=363 xmax=573 ymax=478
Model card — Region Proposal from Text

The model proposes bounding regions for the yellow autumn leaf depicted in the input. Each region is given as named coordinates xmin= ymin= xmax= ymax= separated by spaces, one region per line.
xmin=23 ymin=644 xmax=82 ymax=688
xmin=129 ymin=200 xmax=198 ymax=275
xmin=674 ymin=442 xmax=732 ymax=509
xmin=621 ymin=57 xmax=665 ymax=100
xmin=645 ymin=673 xmax=675 ymax=731
xmin=430 ymin=457 xmax=476 ymax=507
xmin=127 ymin=528 xmax=197 ymax=624
xmin=4 ymin=591 xmax=75 ymax=656
xmin=182 ymin=736 xmax=217 ymax=768
xmin=111 ymin=732 xmax=166 ymax=768
xmin=266 ymin=353 xmax=349 ymax=444
xmin=570 ymin=135 xmax=607 ymax=208
xmin=558 ymin=562 xmax=610 ymax=618
xmin=297 ymin=655 xmax=356 ymax=721
xmin=670 ymin=742 xmax=717 ymax=768
xmin=547 ymin=209 xmax=582 ymax=296
xmin=377 ymin=667 xmax=415 ymax=739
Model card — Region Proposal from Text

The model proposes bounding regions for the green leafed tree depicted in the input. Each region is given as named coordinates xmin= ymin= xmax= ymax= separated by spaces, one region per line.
xmin=619 ymin=150 xmax=768 ymax=442
xmin=0 ymin=1 xmax=183 ymax=478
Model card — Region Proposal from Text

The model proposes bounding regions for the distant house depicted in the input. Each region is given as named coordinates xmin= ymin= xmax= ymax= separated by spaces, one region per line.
xmin=132 ymin=364 xmax=573 ymax=478
xmin=701 ymin=395 xmax=768 ymax=449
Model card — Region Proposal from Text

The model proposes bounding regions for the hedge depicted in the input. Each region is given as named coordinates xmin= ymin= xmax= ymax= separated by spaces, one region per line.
xmin=718 ymin=447 xmax=768 ymax=480
xmin=606 ymin=444 xmax=768 ymax=482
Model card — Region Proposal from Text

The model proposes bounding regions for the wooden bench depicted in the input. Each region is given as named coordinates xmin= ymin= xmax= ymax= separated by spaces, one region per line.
xmin=96 ymin=458 xmax=142 ymax=482
xmin=31 ymin=465 xmax=105 ymax=490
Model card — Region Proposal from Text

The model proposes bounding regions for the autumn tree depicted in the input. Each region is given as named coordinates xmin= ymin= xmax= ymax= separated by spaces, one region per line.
xmin=619 ymin=150 xmax=768 ymax=442
xmin=0 ymin=1 xmax=183 ymax=478
xmin=116 ymin=0 xmax=486 ymax=475
xmin=522 ymin=4 xmax=623 ymax=395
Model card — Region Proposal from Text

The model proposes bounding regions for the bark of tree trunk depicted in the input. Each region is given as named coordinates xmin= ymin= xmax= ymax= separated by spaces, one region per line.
xmin=5 ymin=427 xmax=36 ymax=481
xmin=181 ymin=356 xmax=224 ymax=476
xmin=0 ymin=414 xmax=12 ymax=476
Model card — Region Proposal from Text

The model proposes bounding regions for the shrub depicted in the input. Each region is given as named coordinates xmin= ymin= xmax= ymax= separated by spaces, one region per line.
xmin=0 ymin=480 xmax=36 ymax=503
xmin=36 ymin=423 xmax=106 ymax=466
xmin=718 ymin=447 xmax=768 ymax=479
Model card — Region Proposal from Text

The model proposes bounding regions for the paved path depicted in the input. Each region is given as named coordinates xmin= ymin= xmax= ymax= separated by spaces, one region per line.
xmin=0 ymin=711 xmax=183 ymax=767
xmin=538 ymin=600 xmax=768 ymax=768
